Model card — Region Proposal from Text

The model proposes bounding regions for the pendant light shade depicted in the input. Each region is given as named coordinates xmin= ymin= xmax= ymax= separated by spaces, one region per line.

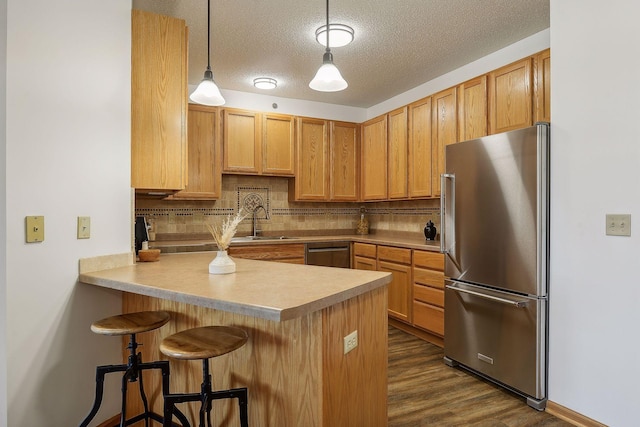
xmin=309 ymin=52 xmax=348 ymax=92
xmin=190 ymin=0 xmax=225 ymax=106
xmin=309 ymin=0 xmax=348 ymax=92
xmin=190 ymin=67 xmax=225 ymax=105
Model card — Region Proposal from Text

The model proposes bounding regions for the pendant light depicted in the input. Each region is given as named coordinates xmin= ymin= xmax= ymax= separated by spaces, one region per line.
xmin=190 ymin=0 xmax=225 ymax=106
xmin=309 ymin=0 xmax=348 ymax=92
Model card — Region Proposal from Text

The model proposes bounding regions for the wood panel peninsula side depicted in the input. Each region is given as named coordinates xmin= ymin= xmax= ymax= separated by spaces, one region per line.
xmin=79 ymin=252 xmax=392 ymax=427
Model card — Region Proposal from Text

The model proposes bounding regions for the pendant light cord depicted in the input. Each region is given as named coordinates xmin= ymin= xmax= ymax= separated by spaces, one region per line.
xmin=325 ymin=0 xmax=330 ymax=54
xmin=207 ymin=0 xmax=211 ymax=70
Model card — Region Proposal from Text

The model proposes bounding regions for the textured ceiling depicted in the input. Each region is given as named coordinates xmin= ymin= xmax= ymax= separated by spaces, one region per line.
xmin=132 ymin=0 xmax=549 ymax=108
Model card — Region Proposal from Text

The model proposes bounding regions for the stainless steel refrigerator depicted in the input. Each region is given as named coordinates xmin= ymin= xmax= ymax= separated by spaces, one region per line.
xmin=441 ymin=123 xmax=549 ymax=410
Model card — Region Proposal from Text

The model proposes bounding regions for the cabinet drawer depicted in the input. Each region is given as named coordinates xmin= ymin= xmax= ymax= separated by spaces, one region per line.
xmin=378 ymin=246 xmax=412 ymax=264
xmin=413 ymin=267 xmax=444 ymax=289
xmin=413 ymin=284 xmax=444 ymax=307
xmin=353 ymin=242 xmax=377 ymax=258
xmin=229 ymin=243 xmax=305 ymax=261
xmin=413 ymin=250 xmax=444 ymax=270
xmin=413 ymin=301 xmax=444 ymax=336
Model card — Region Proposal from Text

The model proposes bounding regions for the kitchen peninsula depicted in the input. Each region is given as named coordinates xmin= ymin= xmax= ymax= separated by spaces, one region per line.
xmin=79 ymin=252 xmax=391 ymax=426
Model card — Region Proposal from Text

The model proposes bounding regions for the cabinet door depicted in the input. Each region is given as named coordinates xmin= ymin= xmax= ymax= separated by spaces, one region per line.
xmin=353 ymin=255 xmax=376 ymax=271
xmin=379 ymin=260 xmax=412 ymax=323
xmin=387 ymin=107 xmax=408 ymax=199
xmin=263 ymin=113 xmax=295 ymax=176
xmin=361 ymin=115 xmax=388 ymax=201
xmin=292 ymin=117 xmax=328 ymax=201
xmin=535 ymin=49 xmax=551 ymax=123
xmin=408 ymin=96 xmax=433 ymax=198
xmin=223 ymin=109 xmax=261 ymax=174
xmin=458 ymin=75 xmax=488 ymax=142
xmin=131 ymin=10 xmax=187 ymax=191
xmin=488 ymin=57 xmax=533 ymax=134
xmin=431 ymin=87 xmax=457 ymax=197
xmin=330 ymin=121 xmax=359 ymax=201
xmin=169 ymin=105 xmax=221 ymax=199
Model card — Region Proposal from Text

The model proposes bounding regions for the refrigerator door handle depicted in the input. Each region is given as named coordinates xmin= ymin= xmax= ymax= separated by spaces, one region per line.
xmin=446 ymin=283 xmax=529 ymax=308
xmin=440 ymin=173 xmax=455 ymax=254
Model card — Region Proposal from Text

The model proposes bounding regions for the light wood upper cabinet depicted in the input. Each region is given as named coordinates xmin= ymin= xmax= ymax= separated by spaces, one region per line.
xmin=488 ymin=57 xmax=533 ymax=134
xmin=432 ymin=87 xmax=458 ymax=197
xmin=291 ymin=119 xmax=359 ymax=202
xmin=168 ymin=105 xmax=221 ymax=200
xmin=458 ymin=75 xmax=488 ymax=142
xmin=263 ymin=114 xmax=295 ymax=176
xmin=361 ymin=115 xmax=388 ymax=201
xmin=131 ymin=10 xmax=187 ymax=192
xmin=222 ymin=108 xmax=294 ymax=176
xmin=291 ymin=117 xmax=328 ymax=201
xmin=330 ymin=121 xmax=359 ymax=201
xmin=535 ymin=48 xmax=551 ymax=123
xmin=223 ymin=108 xmax=261 ymax=174
xmin=408 ymin=96 xmax=433 ymax=198
xmin=387 ymin=107 xmax=408 ymax=199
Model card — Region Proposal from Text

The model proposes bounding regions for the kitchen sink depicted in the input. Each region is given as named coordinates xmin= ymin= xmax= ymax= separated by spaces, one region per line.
xmin=231 ymin=235 xmax=298 ymax=242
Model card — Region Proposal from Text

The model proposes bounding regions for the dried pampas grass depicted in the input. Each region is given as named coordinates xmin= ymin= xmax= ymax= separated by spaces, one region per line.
xmin=206 ymin=208 xmax=248 ymax=251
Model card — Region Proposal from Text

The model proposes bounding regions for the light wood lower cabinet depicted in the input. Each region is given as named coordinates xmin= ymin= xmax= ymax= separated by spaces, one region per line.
xmin=377 ymin=246 xmax=412 ymax=323
xmin=412 ymin=250 xmax=445 ymax=337
xmin=353 ymin=243 xmax=445 ymax=347
xmin=228 ymin=243 xmax=305 ymax=264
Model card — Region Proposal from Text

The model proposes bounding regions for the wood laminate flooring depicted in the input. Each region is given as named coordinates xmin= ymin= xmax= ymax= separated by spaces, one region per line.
xmin=388 ymin=326 xmax=571 ymax=427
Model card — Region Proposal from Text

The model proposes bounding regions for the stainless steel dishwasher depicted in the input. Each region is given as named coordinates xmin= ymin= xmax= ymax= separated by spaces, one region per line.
xmin=305 ymin=241 xmax=351 ymax=268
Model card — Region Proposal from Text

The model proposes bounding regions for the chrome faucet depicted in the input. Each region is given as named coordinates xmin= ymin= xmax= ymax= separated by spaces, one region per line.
xmin=252 ymin=205 xmax=266 ymax=237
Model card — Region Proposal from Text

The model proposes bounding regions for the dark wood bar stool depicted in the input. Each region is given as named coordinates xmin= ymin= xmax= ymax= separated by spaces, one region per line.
xmin=160 ymin=326 xmax=249 ymax=427
xmin=79 ymin=311 xmax=188 ymax=427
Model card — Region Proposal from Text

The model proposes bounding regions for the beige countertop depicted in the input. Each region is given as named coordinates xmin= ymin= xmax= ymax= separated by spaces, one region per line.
xmin=150 ymin=230 xmax=441 ymax=253
xmin=79 ymin=252 xmax=391 ymax=322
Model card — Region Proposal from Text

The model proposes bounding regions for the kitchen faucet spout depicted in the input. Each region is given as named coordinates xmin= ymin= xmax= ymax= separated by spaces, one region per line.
xmin=252 ymin=205 xmax=266 ymax=237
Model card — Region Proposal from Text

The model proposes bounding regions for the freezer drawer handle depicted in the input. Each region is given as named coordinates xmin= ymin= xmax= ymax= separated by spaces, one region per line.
xmin=446 ymin=284 xmax=529 ymax=308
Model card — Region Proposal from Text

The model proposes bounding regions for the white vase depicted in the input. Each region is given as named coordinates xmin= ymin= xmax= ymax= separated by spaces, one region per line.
xmin=209 ymin=250 xmax=236 ymax=274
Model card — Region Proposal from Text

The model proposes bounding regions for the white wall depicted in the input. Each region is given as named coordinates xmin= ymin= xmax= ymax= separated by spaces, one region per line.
xmin=549 ymin=1 xmax=640 ymax=426
xmin=0 ymin=0 xmax=7 ymax=422
xmin=4 ymin=0 xmax=131 ymax=425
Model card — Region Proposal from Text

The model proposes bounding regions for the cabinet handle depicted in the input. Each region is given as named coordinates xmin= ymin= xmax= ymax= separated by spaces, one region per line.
xmin=440 ymin=173 xmax=455 ymax=254
xmin=446 ymin=283 xmax=529 ymax=308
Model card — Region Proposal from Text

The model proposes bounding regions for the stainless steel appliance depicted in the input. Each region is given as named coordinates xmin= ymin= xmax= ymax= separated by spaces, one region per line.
xmin=305 ymin=241 xmax=351 ymax=268
xmin=441 ymin=123 xmax=549 ymax=410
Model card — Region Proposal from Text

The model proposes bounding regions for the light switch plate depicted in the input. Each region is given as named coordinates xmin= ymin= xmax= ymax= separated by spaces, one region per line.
xmin=606 ymin=214 xmax=631 ymax=236
xmin=26 ymin=216 xmax=45 ymax=243
xmin=77 ymin=216 xmax=91 ymax=239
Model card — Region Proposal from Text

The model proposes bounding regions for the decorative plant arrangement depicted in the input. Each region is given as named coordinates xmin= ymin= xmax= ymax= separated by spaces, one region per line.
xmin=206 ymin=208 xmax=248 ymax=274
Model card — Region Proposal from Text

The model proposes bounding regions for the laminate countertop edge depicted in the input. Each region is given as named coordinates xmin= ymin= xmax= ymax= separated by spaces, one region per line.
xmin=79 ymin=252 xmax=392 ymax=322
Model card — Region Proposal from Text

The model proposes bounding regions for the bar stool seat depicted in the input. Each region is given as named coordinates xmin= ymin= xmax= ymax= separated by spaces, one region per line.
xmin=91 ymin=310 xmax=170 ymax=335
xmin=80 ymin=311 xmax=188 ymax=427
xmin=160 ymin=326 xmax=249 ymax=427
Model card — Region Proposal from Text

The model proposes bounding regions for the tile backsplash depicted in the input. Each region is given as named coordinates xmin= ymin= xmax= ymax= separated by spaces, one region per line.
xmin=136 ymin=175 xmax=441 ymax=239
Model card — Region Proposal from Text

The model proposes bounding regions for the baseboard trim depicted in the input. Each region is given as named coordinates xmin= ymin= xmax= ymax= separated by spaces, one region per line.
xmin=546 ymin=401 xmax=608 ymax=427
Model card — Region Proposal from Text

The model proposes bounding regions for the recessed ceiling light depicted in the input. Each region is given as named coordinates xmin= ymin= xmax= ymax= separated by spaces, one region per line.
xmin=253 ymin=77 xmax=277 ymax=90
xmin=315 ymin=24 xmax=354 ymax=48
